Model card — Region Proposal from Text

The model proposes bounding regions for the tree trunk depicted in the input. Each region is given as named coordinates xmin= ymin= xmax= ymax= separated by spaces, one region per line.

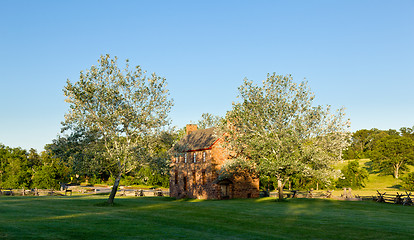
xmin=107 ymin=172 xmax=122 ymax=205
xmin=277 ymin=179 xmax=284 ymax=200
xmin=394 ymin=165 xmax=399 ymax=179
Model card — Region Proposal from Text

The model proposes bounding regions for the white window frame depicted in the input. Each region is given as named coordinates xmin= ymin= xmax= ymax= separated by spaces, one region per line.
xmin=203 ymin=152 xmax=206 ymax=162
xmin=193 ymin=152 xmax=197 ymax=163
xmin=184 ymin=153 xmax=187 ymax=163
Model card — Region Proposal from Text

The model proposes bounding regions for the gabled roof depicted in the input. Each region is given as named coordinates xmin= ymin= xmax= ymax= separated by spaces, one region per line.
xmin=174 ymin=127 xmax=219 ymax=152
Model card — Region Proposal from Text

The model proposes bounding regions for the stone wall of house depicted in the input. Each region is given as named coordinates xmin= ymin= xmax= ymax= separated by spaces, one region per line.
xmin=170 ymin=148 xmax=219 ymax=199
xmin=170 ymin=139 xmax=260 ymax=199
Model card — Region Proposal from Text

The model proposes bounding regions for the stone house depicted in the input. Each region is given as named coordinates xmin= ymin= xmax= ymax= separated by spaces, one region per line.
xmin=169 ymin=124 xmax=259 ymax=199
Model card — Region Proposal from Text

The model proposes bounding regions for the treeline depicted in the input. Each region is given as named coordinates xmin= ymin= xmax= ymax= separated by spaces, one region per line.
xmin=0 ymin=144 xmax=69 ymax=189
xmin=260 ymin=126 xmax=414 ymax=192
xmin=0 ymin=130 xmax=178 ymax=189
xmin=0 ymin=113 xmax=220 ymax=190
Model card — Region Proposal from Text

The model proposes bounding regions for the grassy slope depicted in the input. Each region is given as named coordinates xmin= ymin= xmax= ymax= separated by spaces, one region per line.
xmin=333 ymin=159 xmax=413 ymax=196
xmin=0 ymin=196 xmax=413 ymax=240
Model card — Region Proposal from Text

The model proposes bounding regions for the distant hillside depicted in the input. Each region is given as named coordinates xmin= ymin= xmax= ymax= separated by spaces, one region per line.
xmin=335 ymin=159 xmax=414 ymax=193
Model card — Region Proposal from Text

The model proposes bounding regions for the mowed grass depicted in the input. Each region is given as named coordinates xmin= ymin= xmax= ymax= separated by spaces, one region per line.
xmin=0 ymin=196 xmax=413 ymax=239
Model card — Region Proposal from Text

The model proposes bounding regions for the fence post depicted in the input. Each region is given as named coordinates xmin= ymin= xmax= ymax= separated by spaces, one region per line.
xmin=347 ymin=188 xmax=353 ymax=198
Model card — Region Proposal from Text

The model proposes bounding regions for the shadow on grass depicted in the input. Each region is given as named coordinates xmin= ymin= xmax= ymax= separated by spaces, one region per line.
xmin=94 ymin=192 xmax=110 ymax=196
xmin=94 ymin=201 xmax=123 ymax=207
xmin=390 ymin=184 xmax=403 ymax=189
xmin=364 ymin=160 xmax=381 ymax=174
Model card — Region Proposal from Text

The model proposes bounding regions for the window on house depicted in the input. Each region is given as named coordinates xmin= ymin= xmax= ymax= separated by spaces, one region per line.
xmin=203 ymin=152 xmax=206 ymax=162
xmin=175 ymin=171 xmax=178 ymax=185
xmin=193 ymin=152 xmax=197 ymax=163
xmin=193 ymin=171 xmax=196 ymax=184
xmin=183 ymin=177 xmax=187 ymax=191
xmin=202 ymin=171 xmax=206 ymax=185
xmin=184 ymin=153 xmax=187 ymax=163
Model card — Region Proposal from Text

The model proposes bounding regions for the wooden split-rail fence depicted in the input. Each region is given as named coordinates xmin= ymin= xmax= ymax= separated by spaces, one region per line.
xmin=0 ymin=187 xmax=169 ymax=197
xmin=374 ymin=190 xmax=413 ymax=206
xmin=116 ymin=189 xmax=169 ymax=197
xmin=268 ymin=189 xmax=335 ymax=199
xmin=0 ymin=188 xmax=63 ymax=196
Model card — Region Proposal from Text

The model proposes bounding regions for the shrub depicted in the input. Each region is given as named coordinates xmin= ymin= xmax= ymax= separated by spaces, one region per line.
xmin=336 ymin=160 xmax=369 ymax=189
xmin=32 ymin=165 xmax=60 ymax=189
xmin=402 ymin=172 xmax=414 ymax=191
xmin=32 ymin=163 xmax=69 ymax=189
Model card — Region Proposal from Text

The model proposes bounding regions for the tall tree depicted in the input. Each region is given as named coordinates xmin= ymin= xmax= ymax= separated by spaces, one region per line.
xmin=343 ymin=129 xmax=389 ymax=159
xmin=371 ymin=135 xmax=414 ymax=179
xmin=46 ymin=127 xmax=111 ymax=182
xmin=400 ymin=126 xmax=414 ymax=140
xmin=197 ymin=113 xmax=222 ymax=129
xmin=218 ymin=74 xmax=350 ymax=200
xmin=0 ymin=144 xmax=32 ymax=189
xmin=63 ymin=54 xmax=173 ymax=204
xmin=32 ymin=151 xmax=70 ymax=189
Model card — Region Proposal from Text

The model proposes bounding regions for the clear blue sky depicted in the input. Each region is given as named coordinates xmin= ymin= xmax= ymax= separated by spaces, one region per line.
xmin=1 ymin=0 xmax=413 ymax=152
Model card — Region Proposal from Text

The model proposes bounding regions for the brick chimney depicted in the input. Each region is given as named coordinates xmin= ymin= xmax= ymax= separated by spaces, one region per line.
xmin=186 ymin=124 xmax=198 ymax=135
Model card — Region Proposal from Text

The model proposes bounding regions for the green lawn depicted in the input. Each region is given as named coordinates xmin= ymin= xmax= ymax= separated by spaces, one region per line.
xmin=0 ymin=196 xmax=413 ymax=239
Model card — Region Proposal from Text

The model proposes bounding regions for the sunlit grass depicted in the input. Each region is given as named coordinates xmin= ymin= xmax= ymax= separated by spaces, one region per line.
xmin=333 ymin=159 xmax=413 ymax=196
xmin=0 ymin=196 xmax=413 ymax=239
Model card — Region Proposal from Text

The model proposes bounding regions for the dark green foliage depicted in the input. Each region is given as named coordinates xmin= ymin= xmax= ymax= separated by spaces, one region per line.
xmin=260 ymin=174 xmax=326 ymax=191
xmin=45 ymin=128 xmax=110 ymax=180
xmin=402 ymin=172 xmax=414 ymax=191
xmin=47 ymin=128 xmax=178 ymax=188
xmin=121 ymin=166 xmax=169 ymax=188
xmin=32 ymin=152 xmax=70 ymax=189
xmin=399 ymin=126 xmax=414 ymax=140
xmin=342 ymin=129 xmax=390 ymax=159
xmin=336 ymin=160 xmax=369 ymax=189
xmin=343 ymin=127 xmax=414 ymax=181
xmin=289 ymin=175 xmax=326 ymax=190
xmin=370 ymin=135 xmax=414 ymax=179
xmin=0 ymin=144 xmax=32 ymax=188
xmin=32 ymin=165 xmax=61 ymax=189
xmin=0 ymin=144 xmax=69 ymax=189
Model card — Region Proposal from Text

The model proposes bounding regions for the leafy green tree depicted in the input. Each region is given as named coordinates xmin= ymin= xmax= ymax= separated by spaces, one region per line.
xmin=336 ymin=160 xmax=369 ymax=189
xmin=125 ymin=129 xmax=180 ymax=188
xmin=34 ymin=151 xmax=70 ymax=189
xmin=371 ymin=135 xmax=414 ymax=179
xmin=400 ymin=126 xmax=414 ymax=140
xmin=343 ymin=129 xmax=390 ymax=159
xmin=0 ymin=144 xmax=32 ymax=189
xmin=32 ymin=151 xmax=69 ymax=189
xmin=46 ymin=128 xmax=111 ymax=183
xmin=218 ymin=74 xmax=350 ymax=200
xmin=32 ymin=165 xmax=59 ymax=189
xmin=134 ymin=166 xmax=169 ymax=188
xmin=63 ymin=54 xmax=173 ymax=204
xmin=27 ymin=148 xmax=42 ymax=168
xmin=146 ymin=129 xmax=180 ymax=185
